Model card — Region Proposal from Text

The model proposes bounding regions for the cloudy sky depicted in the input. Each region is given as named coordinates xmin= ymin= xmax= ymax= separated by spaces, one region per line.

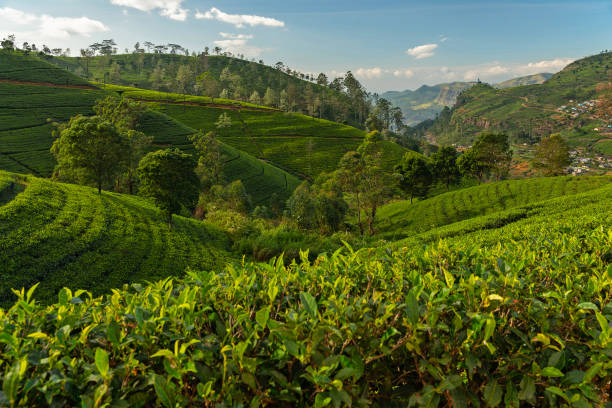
xmin=1 ymin=0 xmax=610 ymax=92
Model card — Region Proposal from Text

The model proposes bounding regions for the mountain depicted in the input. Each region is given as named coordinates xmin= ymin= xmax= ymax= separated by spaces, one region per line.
xmin=495 ymin=73 xmax=553 ymax=88
xmin=382 ymin=82 xmax=475 ymax=125
xmin=424 ymin=51 xmax=612 ymax=147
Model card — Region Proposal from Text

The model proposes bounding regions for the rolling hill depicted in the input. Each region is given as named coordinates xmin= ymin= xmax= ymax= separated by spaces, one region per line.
xmin=0 ymin=53 xmax=301 ymax=204
xmin=49 ymin=52 xmax=365 ymax=127
xmin=374 ymin=175 xmax=612 ymax=240
xmin=425 ymin=51 xmax=612 ymax=146
xmin=102 ymin=84 xmax=409 ymax=179
xmin=495 ymin=73 xmax=553 ymax=88
xmin=0 ymin=170 xmax=234 ymax=305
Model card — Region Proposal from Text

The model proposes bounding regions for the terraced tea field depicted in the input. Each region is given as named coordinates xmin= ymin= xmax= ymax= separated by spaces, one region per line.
xmin=0 ymin=171 xmax=234 ymax=305
xmin=376 ymin=175 xmax=612 ymax=240
xmin=0 ymin=55 xmax=300 ymax=203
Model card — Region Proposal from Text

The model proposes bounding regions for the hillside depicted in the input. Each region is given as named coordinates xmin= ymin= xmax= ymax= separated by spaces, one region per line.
xmin=375 ymin=175 xmax=612 ymax=240
xmin=426 ymin=52 xmax=612 ymax=146
xmin=104 ymin=84 xmax=409 ymax=179
xmin=382 ymin=82 xmax=475 ymax=125
xmin=49 ymin=52 xmax=366 ymax=128
xmin=1 ymin=173 xmax=611 ymax=405
xmin=0 ymin=171 xmax=234 ymax=305
xmin=0 ymin=54 xmax=301 ymax=203
xmin=495 ymin=73 xmax=553 ymax=88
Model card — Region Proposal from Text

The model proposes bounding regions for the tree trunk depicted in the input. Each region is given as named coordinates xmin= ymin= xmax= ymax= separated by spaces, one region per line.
xmin=356 ymin=193 xmax=364 ymax=235
xmin=168 ymin=213 xmax=173 ymax=229
xmin=410 ymin=192 xmax=413 ymax=204
xmin=368 ymin=205 xmax=377 ymax=236
xmin=98 ymin=182 xmax=102 ymax=195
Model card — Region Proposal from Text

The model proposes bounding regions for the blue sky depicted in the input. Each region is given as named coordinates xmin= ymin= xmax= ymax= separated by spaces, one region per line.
xmin=1 ymin=0 xmax=610 ymax=92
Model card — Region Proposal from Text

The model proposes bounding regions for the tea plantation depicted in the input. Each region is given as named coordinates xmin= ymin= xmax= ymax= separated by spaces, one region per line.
xmin=375 ymin=175 xmax=612 ymax=240
xmin=0 ymin=177 xmax=610 ymax=406
xmin=0 ymin=56 xmax=300 ymax=203
xmin=0 ymin=171 xmax=234 ymax=305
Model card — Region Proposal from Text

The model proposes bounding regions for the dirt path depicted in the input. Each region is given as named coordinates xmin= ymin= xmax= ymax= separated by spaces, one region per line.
xmin=0 ymin=79 xmax=99 ymax=90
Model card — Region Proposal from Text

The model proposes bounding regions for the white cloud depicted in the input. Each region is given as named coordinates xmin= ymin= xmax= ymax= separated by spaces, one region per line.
xmin=109 ymin=0 xmax=188 ymax=21
xmin=523 ymin=58 xmax=575 ymax=71
xmin=213 ymin=32 xmax=264 ymax=57
xmin=219 ymin=32 xmax=253 ymax=40
xmin=406 ymin=43 xmax=438 ymax=59
xmin=393 ymin=69 xmax=414 ymax=78
xmin=196 ymin=7 xmax=285 ymax=28
xmin=355 ymin=67 xmax=385 ymax=79
xmin=485 ymin=65 xmax=509 ymax=75
xmin=0 ymin=7 xmax=109 ymax=41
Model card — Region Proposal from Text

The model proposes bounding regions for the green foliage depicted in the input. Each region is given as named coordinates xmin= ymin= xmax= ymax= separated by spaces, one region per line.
xmin=375 ymin=175 xmax=612 ymax=241
xmin=430 ymin=146 xmax=460 ymax=190
xmin=137 ymin=149 xmax=200 ymax=226
xmin=396 ymin=153 xmax=433 ymax=203
xmin=472 ymin=132 xmax=513 ymax=181
xmin=0 ymin=170 xmax=232 ymax=305
xmin=51 ymin=115 xmax=128 ymax=193
xmin=0 ymin=52 xmax=92 ymax=86
xmin=1 ymin=221 xmax=610 ymax=406
xmin=533 ymin=133 xmax=571 ymax=176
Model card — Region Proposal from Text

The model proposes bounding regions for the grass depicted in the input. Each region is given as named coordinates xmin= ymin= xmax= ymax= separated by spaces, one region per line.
xmin=0 ymin=52 xmax=92 ymax=86
xmin=375 ymin=175 xmax=612 ymax=240
xmin=0 ymin=171 xmax=234 ymax=305
xmin=593 ymin=139 xmax=612 ymax=155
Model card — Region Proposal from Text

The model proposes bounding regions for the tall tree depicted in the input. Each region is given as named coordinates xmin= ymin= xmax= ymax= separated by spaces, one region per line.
xmin=431 ymin=146 xmax=460 ymax=190
xmin=190 ymin=130 xmax=223 ymax=189
xmin=395 ymin=154 xmax=432 ymax=204
xmin=336 ymin=151 xmax=366 ymax=235
xmin=532 ymin=134 xmax=570 ymax=176
xmin=51 ymin=116 xmax=128 ymax=194
xmin=472 ymin=132 xmax=512 ymax=181
xmin=457 ymin=148 xmax=487 ymax=183
xmin=137 ymin=149 xmax=200 ymax=228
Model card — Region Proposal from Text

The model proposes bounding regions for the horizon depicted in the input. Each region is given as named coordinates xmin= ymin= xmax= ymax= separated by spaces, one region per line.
xmin=1 ymin=0 xmax=611 ymax=93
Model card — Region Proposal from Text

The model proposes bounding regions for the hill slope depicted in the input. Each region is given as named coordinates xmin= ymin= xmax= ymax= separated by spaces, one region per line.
xmin=426 ymin=52 xmax=612 ymax=146
xmin=495 ymin=73 xmax=553 ymax=88
xmin=50 ymin=52 xmax=364 ymax=127
xmin=104 ymin=84 xmax=409 ymax=179
xmin=383 ymin=82 xmax=475 ymax=125
xmin=0 ymin=171 xmax=234 ymax=305
xmin=375 ymin=175 xmax=612 ymax=240
xmin=0 ymin=54 xmax=300 ymax=203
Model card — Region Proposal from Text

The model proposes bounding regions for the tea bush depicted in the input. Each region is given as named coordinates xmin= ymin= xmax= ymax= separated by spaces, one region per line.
xmin=0 ymin=225 xmax=610 ymax=407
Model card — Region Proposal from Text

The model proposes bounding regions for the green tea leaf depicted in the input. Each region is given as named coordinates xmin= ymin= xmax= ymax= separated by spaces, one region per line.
xmin=95 ymin=348 xmax=109 ymax=378
xmin=255 ymin=306 xmax=270 ymax=329
xmin=542 ymin=367 xmax=564 ymax=377
xmin=405 ymin=290 xmax=419 ymax=325
xmin=484 ymin=380 xmax=503 ymax=407
xmin=300 ymin=291 xmax=318 ymax=319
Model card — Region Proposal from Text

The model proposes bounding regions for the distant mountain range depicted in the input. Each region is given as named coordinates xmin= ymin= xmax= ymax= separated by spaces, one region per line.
xmin=384 ymin=73 xmax=553 ymax=125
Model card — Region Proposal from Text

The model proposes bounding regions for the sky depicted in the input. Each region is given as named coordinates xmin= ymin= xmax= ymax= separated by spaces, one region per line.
xmin=1 ymin=0 xmax=611 ymax=92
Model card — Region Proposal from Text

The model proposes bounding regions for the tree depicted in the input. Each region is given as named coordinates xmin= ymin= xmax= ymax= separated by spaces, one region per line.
xmin=1 ymin=35 xmax=15 ymax=52
xmin=249 ymin=90 xmax=262 ymax=105
xmin=80 ymin=48 xmax=94 ymax=78
xmin=176 ymin=65 xmax=194 ymax=94
xmin=286 ymin=182 xmax=317 ymax=230
xmin=100 ymin=39 xmax=117 ymax=56
xmin=122 ymin=130 xmax=153 ymax=194
xmin=395 ymin=154 xmax=432 ymax=204
xmin=190 ymin=130 xmax=223 ymax=189
xmin=93 ymin=96 xmax=145 ymax=133
xmin=137 ymin=149 xmax=199 ymax=228
xmin=472 ymin=132 xmax=512 ymax=181
xmin=215 ymin=112 xmax=232 ymax=133
xmin=51 ymin=116 xmax=128 ymax=194
xmin=431 ymin=146 xmax=460 ymax=190
xmin=316 ymin=73 xmax=329 ymax=86
xmin=457 ymin=148 xmax=488 ymax=183
xmin=532 ymin=134 xmax=570 ymax=176
xmin=335 ymin=151 xmax=366 ymax=235
xmin=263 ymin=87 xmax=276 ymax=107
xmin=223 ymin=180 xmax=252 ymax=213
